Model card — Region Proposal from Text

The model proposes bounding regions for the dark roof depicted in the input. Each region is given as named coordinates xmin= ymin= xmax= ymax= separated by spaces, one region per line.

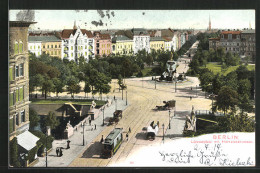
xmin=94 ymin=32 xmax=111 ymax=40
xmin=28 ymin=35 xmax=61 ymax=42
xmin=104 ymin=128 xmax=123 ymax=145
xmin=161 ymin=29 xmax=174 ymax=37
xmin=241 ymin=29 xmax=255 ymax=34
xmin=61 ymin=29 xmax=93 ymax=39
xmin=132 ymin=28 xmax=149 ymax=36
xmin=10 ymin=21 xmax=37 ymax=27
xmin=112 ymin=35 xmax=132 ymax=43
xmin=115 ymin=30 xmax=133 ymax=39
xmin=150 ymin=37 xmax=165 ymax=41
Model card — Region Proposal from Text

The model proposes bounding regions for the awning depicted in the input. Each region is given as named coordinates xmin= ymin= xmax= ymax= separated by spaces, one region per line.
xmin=16 ymin=131 xmax=39 ymax=151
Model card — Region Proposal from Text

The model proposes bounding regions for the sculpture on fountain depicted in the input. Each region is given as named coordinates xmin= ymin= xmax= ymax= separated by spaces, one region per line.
xmin=159 ymin=52 xmax=177 ymax=81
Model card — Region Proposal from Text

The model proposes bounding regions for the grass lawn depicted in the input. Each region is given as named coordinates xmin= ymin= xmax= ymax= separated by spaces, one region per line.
xmin=31 ymin=99 xmax=106 ymax=106
xmin=206 ymin=63 xmax=255 ymax=75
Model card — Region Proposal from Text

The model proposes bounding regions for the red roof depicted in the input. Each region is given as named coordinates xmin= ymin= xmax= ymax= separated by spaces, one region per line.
xmin=94 ymin=32 xmax=111 ymax=40
xmin=163 ymin=37 xmax=172 ymax=41
xmin=61 ymin=29 xmax=93 ymax=39
xmin=221 ymin=31 xmax=241 ymax=35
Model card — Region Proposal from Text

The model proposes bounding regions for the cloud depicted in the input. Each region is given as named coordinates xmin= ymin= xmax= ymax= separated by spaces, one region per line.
xmin=97 ymin=10 xmax=105 ymax=18
xmin=16 ymin=10 xmax=35 ymax=22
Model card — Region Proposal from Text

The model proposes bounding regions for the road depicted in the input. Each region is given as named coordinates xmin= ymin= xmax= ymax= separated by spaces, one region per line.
xmin=68 ymin=41 xmax=213 ymax=167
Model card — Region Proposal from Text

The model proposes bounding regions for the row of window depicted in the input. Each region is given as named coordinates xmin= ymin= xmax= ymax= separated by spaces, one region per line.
xmin=44 ymin=50 xmax=61 ymax=56
xmin=151 ymin=44 xmax=164 ymax=48
xmin=9 ymin=110 xmax=26 ymax=133
xmin=30 ymin=45 xmax=41 ymax=50
xmin=14 ymin=42 xmax=23 ymax=54
xmin=9 ymin=86 xmax=25 ymax=106
xmin=222 ymin=34 xmax=240 ymax=40
xmin=9 ymin=63 xmax=24 ymax=81
xmin=101 ymin=50 xmax=111 ymax=55
xmin=43 ymin=44 xmax=61 ymax=49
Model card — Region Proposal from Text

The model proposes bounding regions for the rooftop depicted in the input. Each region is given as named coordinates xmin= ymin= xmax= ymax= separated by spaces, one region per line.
xmin=112 ymin=35 xmax=132 ymax=43
xmin=132 ymin=28 xmax=149 ymax=36
xmin=61 ymin=29 xmax=93 ymax=39
xmin=242 ymin=29 xmax=255 ymax=34
xmin=28 ymin=35 xmax=61 ymax=42
xmin=16 ymin=131 xmax=39 ymax=151
xmin=150 ymin=37 xmax=165 ymax=41
xmin=10 ymin=21 xmax=37 ymax=27
xmin=104 ymin=128 xmax=123 ymax=145
xmin=221 ymin=31 xmax=241 ymax=35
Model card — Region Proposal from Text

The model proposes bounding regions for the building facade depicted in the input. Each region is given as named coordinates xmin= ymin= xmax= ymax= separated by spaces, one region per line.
xmin=28 ymin=37 xmax=41 ymax=57
xmin=150 ymin=37 xmax=165 ymax=52
xmin=9 ymin=21 xmax=35 ymax=140
xmin=60 ymin=24 xmax=94 ymax=62
xmin=241 ymin=29 xmax=255 ymax=59
xmin=112 ymin=35 xmax=133 ymax=55
xmin=94 ymin=32 xmax=112 ymax=57
xmin=163 ymin=37 xmax=173 ymax=51
xmin=209 ymin=38 xmax=220 ymax=50
xmin=132 ymin=28 xmax=150 ymax=54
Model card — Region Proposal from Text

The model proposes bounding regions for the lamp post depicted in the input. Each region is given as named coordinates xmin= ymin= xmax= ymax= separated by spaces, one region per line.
xmin=155 ymin=76 xmax=157 ymax=89
xmin=115 ymin=99 xmax=117 ymax=111
xmin=122 ymin=87 xmax=123 ymax=100
xmin=175 ymin=75 xmax=177 ymax=93
xmin=83 ymin=121 xmax=86 ymax=146
xmin=168 ymin=110 xmax=171 ymax=129
xmin=126 ymin=90 xmax=128 ymax=105
xmin=45 ymin=130 xmax=48 ymax=167
xmin=162 ymin=124 xmax=165 ymax=142
xmin=196 ymin=85 xmax=198 ymax=97
xmin=102 ymin=107 xmax=105 ymax=126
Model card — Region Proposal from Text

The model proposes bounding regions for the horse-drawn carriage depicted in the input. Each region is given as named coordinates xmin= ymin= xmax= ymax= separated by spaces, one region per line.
xmin=109 ymin=110 xmax=123 ymax=124
xmin=156 ymin=100 xmax=176 ymax=110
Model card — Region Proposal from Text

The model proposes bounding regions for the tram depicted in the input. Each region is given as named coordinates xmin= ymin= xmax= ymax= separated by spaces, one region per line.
xmin=101 ymin=128 xmax=123 ymax=158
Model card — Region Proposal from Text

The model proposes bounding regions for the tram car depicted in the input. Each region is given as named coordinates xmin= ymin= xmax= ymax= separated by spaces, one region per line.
xmin=101 ymin=128 xmax=123 ymax=158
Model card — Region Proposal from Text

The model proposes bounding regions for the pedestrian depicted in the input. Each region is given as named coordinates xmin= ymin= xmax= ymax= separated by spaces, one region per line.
xmin=114 ymin=95 xmax=115 ymax=100
xmin=126 ymin=133 xmax=129 ymax=141
xmin=191 ymin=87 xmax=192 ymax=90
xmin=129 ymin=127 xmax=131 ymax=133
xmin=89 ymin=119 xmax=91 ymax=125
xmin=100 ymin=135 xmax=104 ymax=143
xmin=56 ymin=148 xmax=59 ymax=157
xmin=59 ymin=148 xmax=63 ymax=157
xmin=67 ymin=140 xmax=71 ymax=149
xmin=157 ymin=121 xmax=160 ymax=127
xmin=190 ymin=96 xmax=192 ymax=100
xmin=95 ymin=124 xmax=96 ymax=130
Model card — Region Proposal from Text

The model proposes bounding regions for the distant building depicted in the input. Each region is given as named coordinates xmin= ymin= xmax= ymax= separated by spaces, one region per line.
xmin=112 ymin=35 xmax=133 ymax=55
xmin=209 ymin=37 xmax=220 ymax=50
xmin=132 ymin=28 xmax=150 ymax=54
xmin=93 ymin=32 xmax=112 ymax=57
xmin=60 ymin=22 xmax=94 ymax=62
xmin=219 ymin=30 xmax=241 ymax=55
xmin=150 ymin=37 xmax=165 ymax=52
xmin=28 ymin=35 xmax=62 ymax=58
xmin=241 ymin=29 xmax=255 ymax=59
xmin=9 ymin=21 xmax=35 ymax=140
xmin=163 ymin=37 xmax=173 ymax=51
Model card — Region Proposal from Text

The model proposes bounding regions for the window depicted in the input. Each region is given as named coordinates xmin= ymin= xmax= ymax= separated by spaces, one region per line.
xmin=59 ymin=45 xmax=61 ymax=48
xmin=237 ymin=43 xmax=239 ymax=46
xmin=15 ymin=65 xmax=19 ymax=77
xmin=85 ymin=52 xmax=87 ymax=56
xmin=71 ymin=53 xmax=73 ymax=57
xmin=9 ymin=92 xmax=14 ymax=106
xmin=228 ymin=34 xmax=232 ymax=40
xmin=19 ymin=87 xmax=24 ymax=101
xmin=34 ymin=45 xmax=35 ymax=50
xmin=19 ymin=63 xmax=24 ymax=76
xmin=9 ymin=117 xmax=14 ymax=133
xmin=71 ymin=46 xmax=73 ymax=50
xmin=14 ymin=42 xmax=18 ymax=54
xmin=19 ymin=42 xmax=23 ymax=53
xmin=30 ymin=46 xmax=32 ymax=49
xmin=55 ymin=51 xmax=57 ymax=55
xmin=55 ymin=45 xmax=57 ymax=48
xmin=16 ymin=113 xmax=19 ymax=126
xmin=16 ymin=89 xmax=19 ymax=102
xmin=237 ymin=35 xmax=240 ymax=39
xmin=43 ymin=45 xmax=45 ymax=49
xmin=51 ymin=45 xmax=53 ymax=48
xmin=38 ymin=46 xmax=40 ymax=49
xmin=21 ymin=110 xmax=25 ymax=122
xmin=47 ymin=45 xmax=49 ymax=48
xmin=9 ymin=67 xmax=14 ymax=81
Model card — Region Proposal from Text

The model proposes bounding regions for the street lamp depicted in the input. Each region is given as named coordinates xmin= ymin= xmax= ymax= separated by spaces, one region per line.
xmin=115 ymin=99 xmax=117 ymax=111
xmin=102 ymin=107 xmax=105 ymax=126
xmin=44 ymin=147 xmax=47 ymax=167
xmin=168 ymin=110 xmax=171 ymax=129
xmin=155 ymin=76 xmax=157 ymax=89
xmin=162 ymin=124 xmax=165 ymax=142
xmin=126 ymin=90 xmax=128 ymax=105
xmin=196 ymin=85 xmax=198 ymax=97
xmin=122 ymin=87 xmax=123 ymax=100
xmin=83 ymin=121 xmax=86 ymax=146
xmin=175 ymin=75 xmax=177 ymax=93
xmin=45 ymin=130 xmax=48 ymax=167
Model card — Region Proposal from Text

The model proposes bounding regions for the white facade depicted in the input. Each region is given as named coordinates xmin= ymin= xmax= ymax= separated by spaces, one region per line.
xmin=180 ymin=33 xmax=186 ymax=47
xmin=133 ymin=35 xmax=150 ymax=54
xmin=164 ymin=41 xmax=173 ymax=51
xmin=172 ymin=34 xmax=178 ymax=52
xmin=28 ymin=42 xmax=41 ymax=57
xmin=61 ymin=28 xmax=95 ymax=62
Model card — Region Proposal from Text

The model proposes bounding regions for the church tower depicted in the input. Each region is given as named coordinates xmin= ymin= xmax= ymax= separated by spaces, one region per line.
xmin=73 ymin=20 xmax=77 ymax=30
xmin=209 ymin=15 xmax=211 ymax=31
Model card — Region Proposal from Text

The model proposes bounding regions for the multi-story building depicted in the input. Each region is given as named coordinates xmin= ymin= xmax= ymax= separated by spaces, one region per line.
xmin=132 ymin=28 xmax=150 ymax=54
xmin=28 ymin=35 xmax=62 ymax=58
xmin=209 ymin=38 xmax=220 ymax=50
xmin=93 ymin=32 xmax=112 ymax=57
xmin=112 ymin=35 xmax=133 ymax=55
xmin=60 ymin=23 xmax=94 ymax=62
xmin=241 ymin=29 xmax=255 ymax=59
xmin=163 ymin=37 xmax=173 ymax=51
xmin=9 ymin=21 xmax=35 ymax=140
xmin=150 ymin=37 xmax=165 ymax=52
xmin=180 ymin=32 xmax=187 ymax=47
xmin=219 ymin=30 xmax=241 ymax=55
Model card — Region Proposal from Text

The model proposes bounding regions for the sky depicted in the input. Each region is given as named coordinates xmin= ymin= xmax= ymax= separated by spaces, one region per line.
xmin=9 ymin=10 xmax=255 ymax=31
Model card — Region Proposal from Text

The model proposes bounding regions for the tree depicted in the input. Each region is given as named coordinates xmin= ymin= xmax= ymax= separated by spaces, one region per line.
xmin=84 ymin=81 xmax=91 ymax=98
xmin=44 ymin=111 xmax=60 ymax=131
xmin=237 ymin=79 xmax=251 ymax=97
xmin=42 ymin=79 xmax=54 ymax=99
xmin=29 ymin=108 xmax=40 ymax=130
xmin=52 ymin=78 xmax=64 ymax=97
xmin=10 ymin=137 xmax=20 ymax=167
xmin=215 ymin=86 xmax=239 ymax=115
xmin=199 ymin=71 xmax=214 ymax=93
xmin=238 ymin=94 xmax=253 ymax=113
xmin=236 ymin=65 xmax=249 ymax=80
xmin=66 ymin=77 xmax=81 ymax=98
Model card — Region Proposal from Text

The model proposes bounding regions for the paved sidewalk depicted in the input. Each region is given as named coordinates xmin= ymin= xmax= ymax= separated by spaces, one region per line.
xmin=33 ymin=98 xmax=128 ymax=167
xmin=165 ymin=111 xmax=190 ymax=140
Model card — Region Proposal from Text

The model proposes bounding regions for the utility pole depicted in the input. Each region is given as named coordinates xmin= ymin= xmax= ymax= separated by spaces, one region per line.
xmin=83 ymin=122 xmax=85 ymax=146
xmin=45 ymin=132 xmax=47 ymax=167
xmin=102 ymin=108 xmax=105 ymax=126
xmin=175 ymin=76 xmax=177 ymax=93
xmin=122 ymin=88 xmax=123 ymax=100
xmin=168 ymin=110 xmax=171 ymax=129
xmin=155 ymin=76 xmax=156 ymax=89
xmin=126 ymin=90 xmax=128 ymax=105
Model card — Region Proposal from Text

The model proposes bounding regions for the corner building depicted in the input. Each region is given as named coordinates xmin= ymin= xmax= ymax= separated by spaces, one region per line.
xmin=9 ymin=21 xmax=35 ymax=140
